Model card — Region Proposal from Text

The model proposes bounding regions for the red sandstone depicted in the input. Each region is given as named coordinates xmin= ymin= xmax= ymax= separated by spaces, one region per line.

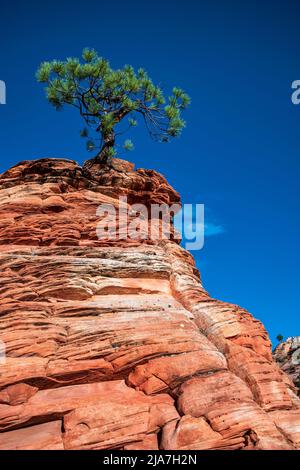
xmin=0 ymin=157 xmax=299 ymax=450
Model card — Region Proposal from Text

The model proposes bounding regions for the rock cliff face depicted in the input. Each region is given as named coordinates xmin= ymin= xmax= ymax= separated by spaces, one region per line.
xmin=274 ymin=338 xmax=300 ymax=395
xmin=0 ymin=157 xmax=300 ymax=450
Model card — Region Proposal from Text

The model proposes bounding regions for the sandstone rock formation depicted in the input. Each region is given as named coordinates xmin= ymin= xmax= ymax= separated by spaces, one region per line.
xmin=274 ymin=337 xmax=300 ymax=395
xmin=0 ymin=157 xmax=300 ymax=450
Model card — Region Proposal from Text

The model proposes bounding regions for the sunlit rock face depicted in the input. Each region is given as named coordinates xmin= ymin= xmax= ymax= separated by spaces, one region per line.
xmin=0 ymin=157 xmax=299 ymax=450
xmin=274 ymin=337 xmax=300 ymax=395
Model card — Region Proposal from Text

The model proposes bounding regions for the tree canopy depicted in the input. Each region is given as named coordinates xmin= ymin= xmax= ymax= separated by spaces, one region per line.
xmin=36 ymin=48 xmax=190 ymax=163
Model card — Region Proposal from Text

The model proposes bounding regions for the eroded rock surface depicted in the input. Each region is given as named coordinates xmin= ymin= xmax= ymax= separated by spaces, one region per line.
xmin=274 ymin=337 xmax=300 ymax=395
xmin=0 ymin=157 xmax=299 ymax=450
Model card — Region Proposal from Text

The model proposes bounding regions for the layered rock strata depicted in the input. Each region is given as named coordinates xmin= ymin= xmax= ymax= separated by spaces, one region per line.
xmin=0 ymin=157 xmax=299 ymax=450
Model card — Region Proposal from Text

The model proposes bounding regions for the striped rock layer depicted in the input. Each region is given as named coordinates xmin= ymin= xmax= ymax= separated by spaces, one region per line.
xmin=0 ymin=157 xmax=299 ymax=450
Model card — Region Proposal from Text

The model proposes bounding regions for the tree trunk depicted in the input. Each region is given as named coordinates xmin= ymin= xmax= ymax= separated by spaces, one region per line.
xmin=96 ymin=131 xmax=115 ymax=164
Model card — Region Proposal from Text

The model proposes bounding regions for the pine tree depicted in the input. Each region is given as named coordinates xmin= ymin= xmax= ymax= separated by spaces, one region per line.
xmin=36 ymin=48 xmax=190 ymax=164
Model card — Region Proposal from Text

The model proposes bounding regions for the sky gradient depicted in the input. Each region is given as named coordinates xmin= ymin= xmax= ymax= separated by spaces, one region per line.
xmin=0 ymin=0 xmax=300 ymax=344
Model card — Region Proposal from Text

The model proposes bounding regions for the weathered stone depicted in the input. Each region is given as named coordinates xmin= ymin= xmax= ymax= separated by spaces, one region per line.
xmin=62 ymin=387 xmax=178 ymax=450
xmin=161 ymin=415 xmax=245 ymax=450
xmin=0 ymin=157 xmax=299 ymax=450
xmin=0 ymin=421 xmax=64 ymax=450
xmin=274 ymin=337 xmax=300 ymax=394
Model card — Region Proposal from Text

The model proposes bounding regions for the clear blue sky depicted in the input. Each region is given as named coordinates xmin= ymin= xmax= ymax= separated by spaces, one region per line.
xmin=0 ymin=0 xmax=299 ymax=345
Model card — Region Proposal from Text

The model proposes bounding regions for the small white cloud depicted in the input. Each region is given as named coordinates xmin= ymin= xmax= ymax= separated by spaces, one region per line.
xmin=174 ymin=206 xmax=225 ymax=242
xmin=204 ymin=222 xmax=225 ymax=236
xmin=186 ymin=222 xmax=225 ymax=237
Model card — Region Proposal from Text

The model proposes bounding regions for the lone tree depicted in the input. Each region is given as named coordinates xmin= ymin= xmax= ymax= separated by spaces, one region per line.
xmin=36 ymin=48 xmax=190 ymax=164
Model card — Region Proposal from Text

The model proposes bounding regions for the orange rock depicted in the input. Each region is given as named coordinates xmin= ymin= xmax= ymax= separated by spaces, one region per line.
xmin=63 ymin=391 xmax=178 ymax=450
xmin=0 ymin=383 xmax=38 ymax=405
xmin=0 ymin=157 xmax=299 ymax=450
xmin=161 ymin=415 xmax=245 ymax=450
xmin=0 ymin=421 xmax=64 ymax=450
xmin=128 ymin=349 xmax=226 ymax=394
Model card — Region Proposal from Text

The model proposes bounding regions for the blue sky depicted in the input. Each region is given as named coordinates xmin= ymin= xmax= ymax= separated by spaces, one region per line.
xmin=0 ymin=0 xmax=299 ymax=344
